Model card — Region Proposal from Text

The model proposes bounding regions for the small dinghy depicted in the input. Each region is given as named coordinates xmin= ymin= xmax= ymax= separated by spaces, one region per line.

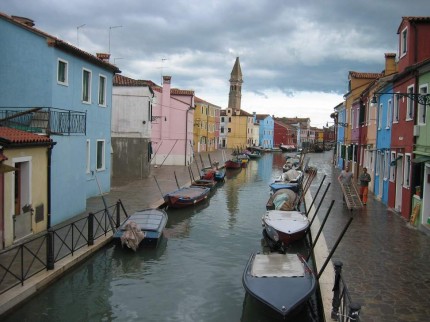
xmin=113 ymin=208 xmax=168 ymax=250
xmin=242 ymin=252 xmax=316 ymax=319
xmin=164 ymin=186 xmax=211 ymax=208
xmin=262 ymin=210 xmax=309 ymax=248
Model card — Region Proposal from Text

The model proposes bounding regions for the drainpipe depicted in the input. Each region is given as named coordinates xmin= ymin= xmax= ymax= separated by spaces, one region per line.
xmin=185 ymin=106 xmax=193 ymax=166
xmin=47 ymin=143 xmax=55 ymax=229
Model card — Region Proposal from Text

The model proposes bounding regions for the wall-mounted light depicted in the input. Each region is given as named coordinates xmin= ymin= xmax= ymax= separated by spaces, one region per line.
xmin=371 ymin=92 xmax=430 ymax=107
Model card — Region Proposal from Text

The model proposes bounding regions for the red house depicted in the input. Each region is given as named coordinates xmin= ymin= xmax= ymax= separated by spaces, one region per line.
xmin=389 ymin=17 xmax=430 ymax=219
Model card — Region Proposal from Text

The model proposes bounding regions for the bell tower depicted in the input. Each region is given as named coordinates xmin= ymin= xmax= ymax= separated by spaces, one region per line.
xmin=228 ymin=57 xmax=243 ymax=113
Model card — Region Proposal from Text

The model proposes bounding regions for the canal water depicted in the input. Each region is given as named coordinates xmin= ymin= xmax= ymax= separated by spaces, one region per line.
xmin=4 ymin=152 xmax=330 ymax=322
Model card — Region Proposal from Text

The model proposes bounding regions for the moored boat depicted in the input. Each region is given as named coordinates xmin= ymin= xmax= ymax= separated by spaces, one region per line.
xmin=262 ymin=210 xmax=309 ymax=248
xmin=242 ymin=252 xmax=316 ymax=319
xmin=113 ymin=208 xmax=168 ymax=250
xmin=164 ymin=186 xmax=211 ymax=208
xmin=269 ymin=182 xmax=300 ymax=194
xmin=225 ymin=158 xmax=242 ymax=169
xmin=266 ymin=189 xmax=299 ymax=211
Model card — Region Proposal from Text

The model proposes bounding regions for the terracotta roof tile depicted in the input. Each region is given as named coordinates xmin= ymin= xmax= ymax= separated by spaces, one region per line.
xmin=0 ymin=12 xmax=120 ymax=73
xmin=113 ymin=74 xmax=153 ymax=87
xmin=0 ymin=127 xmax=52 ymax=144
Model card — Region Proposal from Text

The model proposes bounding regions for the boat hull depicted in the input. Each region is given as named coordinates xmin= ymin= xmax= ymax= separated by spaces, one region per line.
xmin=164 ymin=186 xmax=210 ymax=208
xmin=242 ymin=253 xmax=316 ymax=318
xmin=262 ymin=210 xmax=309 ymax=247
xmin=225 ymin=160 xmax=242 ymax=169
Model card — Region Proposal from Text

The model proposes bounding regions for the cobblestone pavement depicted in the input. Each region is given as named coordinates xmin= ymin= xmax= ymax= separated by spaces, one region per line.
xmin=307 ymin=152 xmax=430 ymax=322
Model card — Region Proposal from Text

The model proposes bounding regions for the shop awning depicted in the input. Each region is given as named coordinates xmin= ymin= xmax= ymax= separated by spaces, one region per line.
xmin=412 ymin=155 xmax=430 ymax=163
xmin=0 ymin=163 xmax=18 ymax=173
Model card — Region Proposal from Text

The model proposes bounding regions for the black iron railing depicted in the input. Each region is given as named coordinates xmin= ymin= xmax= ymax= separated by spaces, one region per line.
xmin=0 ymin=200 xmax=128 ymax=295
xmin=0 ymin=107 xmax=86 ymax=135
xmin=331 ymin=261 xmax=361 ymax=321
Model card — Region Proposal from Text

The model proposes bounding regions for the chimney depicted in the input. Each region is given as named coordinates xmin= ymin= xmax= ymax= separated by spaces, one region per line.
xmin=11 ymin=16 xmax=35 ymax=27
xmin=384 ymin=53 xmax=397 ymax=76
xmin=96 ymin=53 xmax=110 ymax=62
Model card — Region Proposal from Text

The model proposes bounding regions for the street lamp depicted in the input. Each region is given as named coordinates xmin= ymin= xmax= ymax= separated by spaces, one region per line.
xmin=109 ymin=25 xmax=123 ymax=55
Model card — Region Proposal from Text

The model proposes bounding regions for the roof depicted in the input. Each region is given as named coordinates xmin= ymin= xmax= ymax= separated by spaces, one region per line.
xmin=255 ymin=114 xmax=270 ymax=121
xmin=114 ymin=75 xmax=152 ymax=87
xmin=0 ymin=12 xmax=120 ymax=74
xmin=398 ymin=17 xmax=430 ymax=33
xmin=0 ymin=126 xmax=53 ymax=145
xmin=195 ymin=96 xmax=223 ymax=108
xmin=348 ymin=71 xmax=383 ymax=79
xmin=230 ymin=57 xmax=243 ymax=82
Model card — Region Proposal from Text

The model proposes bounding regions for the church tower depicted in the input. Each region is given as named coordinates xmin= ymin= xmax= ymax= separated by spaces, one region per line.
xmin=228 ymin=57 xmax=243 ymax=113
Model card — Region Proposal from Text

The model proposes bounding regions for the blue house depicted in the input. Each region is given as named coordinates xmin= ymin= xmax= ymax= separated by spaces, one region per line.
xmin=374 ymin=85 xmax=394 ymax=205
xmin=334 ymin=102 xmax=346 ymax=169
xmin=254 ymin=113 xmax=274 ymax=148
xmin=0 ymin=13 xmax=120 ymax=226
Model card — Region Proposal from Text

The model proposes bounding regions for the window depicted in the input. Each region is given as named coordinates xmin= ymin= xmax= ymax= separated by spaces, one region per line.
xmin=386 ymin=99 xmax=392 ymax=128
xmin=401 ymin=28 xmax=408 ymax=56
xmin=418 ymin=85 xmax=428 ymax=125
xmin=403 ymin=154 xmax=411 ymax=188
xmin=375 ymin=152 xmax=380 ymax=176
xmin=86 ymin=140 xmax=91 ymax=173
xmin=221 ymin=117 xmax=224 ymax=122
xmin=378 ymin=104 xmax=383 ymax=129
xmin=384 ymin=150 xmax=390 ymax=180
xmin=406 ymin=86 xmax=414 ymax=120
xmin=393 ymin=94 xmax=400 ymax=122
xmin=350 ymin=109 xmax=354 ymax=129
xmin=228 ymin=128 xmax=231 ymax=133
xmin=57 ymin=59 xmax=68 ymax=85
xmin=390 ymin=151 xmax=396 ymax=182
xmin=98 ymin=75 xmax=107 ymax=106
xmin=96 ymin=140 xmax=105 ymax=171
xmin=82 ymin=69 xmax=92 ymax=103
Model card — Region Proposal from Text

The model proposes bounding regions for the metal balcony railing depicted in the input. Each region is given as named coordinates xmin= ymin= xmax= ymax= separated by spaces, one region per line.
xmin=0 ymin=107 xmax=86 ymax=135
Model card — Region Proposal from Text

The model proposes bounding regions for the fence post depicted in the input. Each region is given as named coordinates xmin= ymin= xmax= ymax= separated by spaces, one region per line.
xmin=331 ymin=260 xmax=343 ymax=320
xmin=116 ymin=200 xmax=121 ymax=228
xmin=348 ymin=303 xmax=361 ymax=321
xmin=88 ymin=212 xmax=94 ymax=246
xmin=46 ymin=229 xmax=55 ymax=270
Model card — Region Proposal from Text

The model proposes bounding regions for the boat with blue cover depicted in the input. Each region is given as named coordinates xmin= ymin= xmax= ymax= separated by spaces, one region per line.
xmin=113 ymin=208 xmax=168 ymax=250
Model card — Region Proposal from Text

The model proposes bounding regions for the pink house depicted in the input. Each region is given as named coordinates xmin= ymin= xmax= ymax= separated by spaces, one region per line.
xmin=151 ymin=76 xmax=195 ymax=166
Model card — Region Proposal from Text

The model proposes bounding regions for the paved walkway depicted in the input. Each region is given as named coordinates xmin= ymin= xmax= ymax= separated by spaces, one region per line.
xmin=307 ymin=154 xmax=430 ymax=322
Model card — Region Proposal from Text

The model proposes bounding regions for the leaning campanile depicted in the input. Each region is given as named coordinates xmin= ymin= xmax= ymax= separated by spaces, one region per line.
xmin=228 ymin=57 xmax=243 ymax=113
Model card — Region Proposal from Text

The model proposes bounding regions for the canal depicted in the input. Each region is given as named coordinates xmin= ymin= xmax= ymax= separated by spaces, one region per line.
xmin=4 ymin=151 xmax=332 ymax=322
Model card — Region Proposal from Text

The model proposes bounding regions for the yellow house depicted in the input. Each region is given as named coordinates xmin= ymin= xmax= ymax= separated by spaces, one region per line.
xmin=194 ymin=97 xmax=221 ymax=153
xmin=0 ymin=127 xmax=53 ymax=249
xmin=225 ymin=107 xmax=252 ymax=149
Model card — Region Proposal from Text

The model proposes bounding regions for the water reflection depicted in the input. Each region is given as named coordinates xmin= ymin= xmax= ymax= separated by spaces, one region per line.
xmin=164 ymin=200 xmax=211 ymax=239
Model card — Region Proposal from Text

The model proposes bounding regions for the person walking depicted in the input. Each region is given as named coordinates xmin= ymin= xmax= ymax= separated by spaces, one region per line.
xmin=338 ymin=165 xmax=353 ymax=204
xmin=338 ymin=165 xmax=353 ymax=185
xmin=359 ymin=167 xmax=371 ymax=205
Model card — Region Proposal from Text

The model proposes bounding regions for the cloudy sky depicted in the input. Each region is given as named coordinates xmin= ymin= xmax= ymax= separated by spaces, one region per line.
xmin=2 ymin=0 xmax=429 ymax=127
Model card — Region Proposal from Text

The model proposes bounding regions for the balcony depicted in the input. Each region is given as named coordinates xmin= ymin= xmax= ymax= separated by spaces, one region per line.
xmin=0 ymin=107 xmax=86 ymax=135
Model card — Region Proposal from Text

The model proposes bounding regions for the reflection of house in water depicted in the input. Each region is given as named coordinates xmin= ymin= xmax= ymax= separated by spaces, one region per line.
xmin=163 ymin=201 xmax=210 ymax=238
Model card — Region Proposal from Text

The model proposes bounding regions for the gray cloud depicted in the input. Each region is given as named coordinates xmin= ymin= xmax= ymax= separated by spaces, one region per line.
xmin=2 ymin=0 xmax=429 ymax=124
